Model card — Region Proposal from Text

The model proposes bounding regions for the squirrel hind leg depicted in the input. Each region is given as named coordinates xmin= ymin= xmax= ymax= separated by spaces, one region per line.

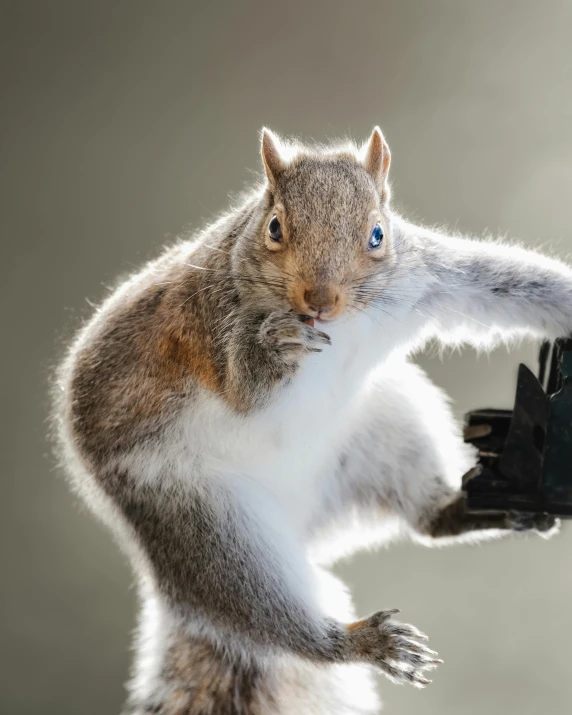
xmin=124 ymin=633 xmax=277 ymax=714
xmin=124 ymin=632 xmax=379 ymax=715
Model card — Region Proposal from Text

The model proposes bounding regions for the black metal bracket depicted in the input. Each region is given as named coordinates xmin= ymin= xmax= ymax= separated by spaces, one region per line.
xmin=463 ymin=338 xmax=572 ymax=518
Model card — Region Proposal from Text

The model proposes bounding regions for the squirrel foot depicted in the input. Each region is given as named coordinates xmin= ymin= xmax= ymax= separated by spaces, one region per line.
xmin=346 ymin=609 xmax=441 ymax=688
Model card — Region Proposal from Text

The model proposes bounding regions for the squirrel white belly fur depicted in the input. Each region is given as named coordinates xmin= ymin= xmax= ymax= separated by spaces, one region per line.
xmin=55 ymin=127 xmax=569 ymax=714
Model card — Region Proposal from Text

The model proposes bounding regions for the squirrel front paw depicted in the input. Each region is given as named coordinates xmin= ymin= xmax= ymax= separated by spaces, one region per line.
xmin=259 ymin=311 xmax=331 ymax=369
xmin=345 ymin=610 xmax=441 ymax=688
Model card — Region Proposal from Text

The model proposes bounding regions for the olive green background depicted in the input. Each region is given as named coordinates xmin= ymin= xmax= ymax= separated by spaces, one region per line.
xmin=2 ymin=1 xmax=571 ymax=713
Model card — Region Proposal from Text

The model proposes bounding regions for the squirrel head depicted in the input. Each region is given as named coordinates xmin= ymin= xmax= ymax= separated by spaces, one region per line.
xmin=235 ymin=127 xmax=395 ymax=323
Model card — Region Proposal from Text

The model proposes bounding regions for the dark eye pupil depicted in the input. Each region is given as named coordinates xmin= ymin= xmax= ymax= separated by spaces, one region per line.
xmin=369 ymin=222 xmax=383 ymax=249
xmin=268 ymin=215 xmax=282 ymax=241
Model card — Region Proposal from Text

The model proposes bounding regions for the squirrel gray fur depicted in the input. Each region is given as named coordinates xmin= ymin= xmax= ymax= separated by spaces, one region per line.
xmin=54 ymin=127 xmax=567 ymax=714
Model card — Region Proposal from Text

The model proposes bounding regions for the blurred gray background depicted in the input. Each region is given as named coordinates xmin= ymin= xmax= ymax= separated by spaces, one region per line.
xmin=2 ymin=1 xmax=571 ymax=713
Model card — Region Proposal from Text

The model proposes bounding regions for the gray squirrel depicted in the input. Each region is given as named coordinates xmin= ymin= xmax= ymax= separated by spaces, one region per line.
xmin=55 ymin=127 xmax=568 ymax=715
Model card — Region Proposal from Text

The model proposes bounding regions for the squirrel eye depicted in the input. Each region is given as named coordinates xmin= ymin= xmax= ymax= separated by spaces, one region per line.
xmin=268 ymin=215 xmax=283 ymax=242
xmin=368 ymin=222 xmax=384 ymax=250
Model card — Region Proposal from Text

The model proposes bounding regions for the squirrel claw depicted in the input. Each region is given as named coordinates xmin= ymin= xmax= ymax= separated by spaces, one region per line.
xmin=346 ymin=610 xmax=440 ymax=688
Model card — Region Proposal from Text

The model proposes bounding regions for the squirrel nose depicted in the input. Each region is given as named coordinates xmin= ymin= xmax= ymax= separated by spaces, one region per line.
xmin=303 ymin=287 xmax=339 ymax=316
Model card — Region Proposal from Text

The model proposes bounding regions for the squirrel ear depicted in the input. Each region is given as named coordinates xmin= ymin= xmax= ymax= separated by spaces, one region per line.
xmin=261 ymin=128 xmax=287 ymax=188
xmin=361 ymin=126 xmax=391 ymax=202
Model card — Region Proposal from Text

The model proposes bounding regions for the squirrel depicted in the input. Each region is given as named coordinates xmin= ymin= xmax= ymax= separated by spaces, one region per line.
xmin=54 ymin=126 xmax=569 ymax=715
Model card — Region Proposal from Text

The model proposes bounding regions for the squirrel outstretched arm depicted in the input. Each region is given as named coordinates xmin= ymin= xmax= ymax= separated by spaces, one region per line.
xmin=57 ymin=127 xmax=565 ymax=715
xmin=403 ymin=221 xmax=572 ymax=345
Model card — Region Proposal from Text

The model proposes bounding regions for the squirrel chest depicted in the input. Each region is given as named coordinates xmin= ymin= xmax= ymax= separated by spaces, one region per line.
xmin=170 ymin=312 xmax=384 ymax=529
